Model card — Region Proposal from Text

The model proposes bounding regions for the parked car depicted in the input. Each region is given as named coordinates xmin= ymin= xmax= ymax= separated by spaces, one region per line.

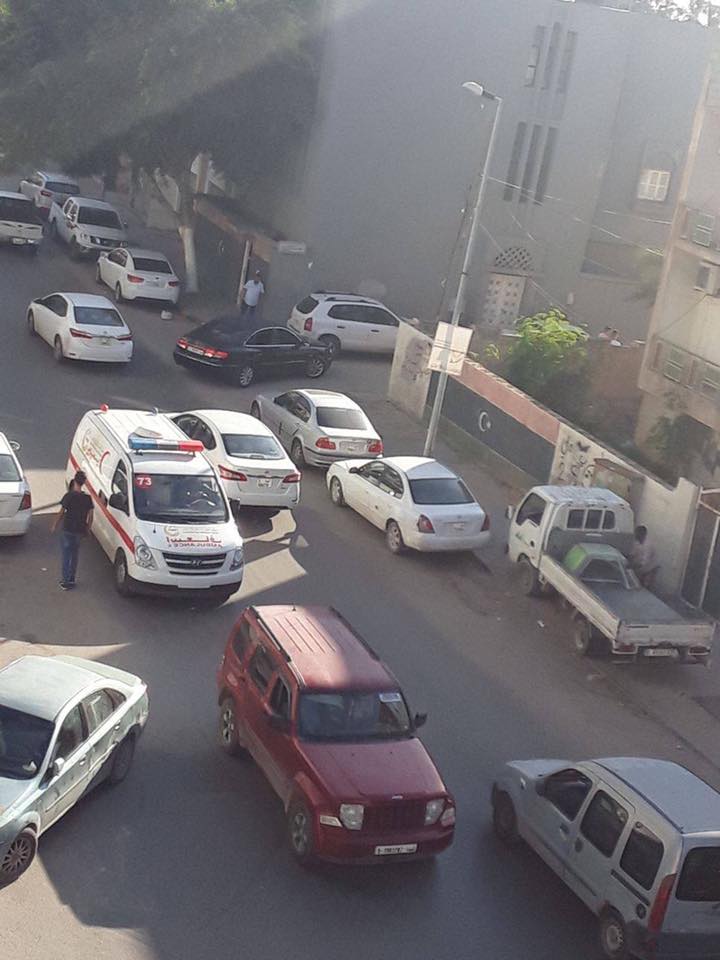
xmin=0 ymin=654 xmax=148 ymax=888
xmin=171 ymin=409 xmax=300 ymax=510
xmin=97 ymin=247 xmax=181 ymax=305
xmin=492 ymin=756 xmax=720 ymax=960
xmin=0 ymin=192 xmax=43 ymax=253
xmin=250 ymin=389 xmax=382 ymax=468
xmin=327 ymin=456 xmax=490 ymax=554
xmin=217 ymin=605 xmax=455 ymax=863
xmin=173 ymin=318 xmax=331 ymax=387
xmin=47 ymin=196 xmax=127 ymax=258
xmin=17 ymin=171 xmax=79 ymax=215
xmin=0 ymin=434 xmax=31 ymax=537
xmin=288 ymin=291 xmax=404 ymax=357
xmin=27 ymin=293 xmax=133 ymax=364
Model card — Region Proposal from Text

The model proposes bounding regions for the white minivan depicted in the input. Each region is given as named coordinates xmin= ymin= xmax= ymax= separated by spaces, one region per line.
xmin=67 ymin=408 xmax=244 ymax=602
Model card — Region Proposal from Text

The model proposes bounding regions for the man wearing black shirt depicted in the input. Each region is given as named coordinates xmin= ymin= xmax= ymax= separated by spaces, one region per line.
xmin=51 ymin=470 xmax=94 ymax=590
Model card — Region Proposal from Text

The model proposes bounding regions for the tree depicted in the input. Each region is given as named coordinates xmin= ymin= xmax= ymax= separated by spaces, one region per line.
xmin=0 ymin=0 xmax=320 ymax=290
xmin=635 ymin=0 xmax=720 ymax=27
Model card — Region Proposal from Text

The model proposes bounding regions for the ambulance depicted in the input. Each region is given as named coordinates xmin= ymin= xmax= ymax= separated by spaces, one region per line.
xmin=67 ymin=407 xmax=244 ymax=601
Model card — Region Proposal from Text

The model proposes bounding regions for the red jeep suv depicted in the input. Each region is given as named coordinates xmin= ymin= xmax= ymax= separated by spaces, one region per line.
xmin=216 ymin=605 xmax=455 ymax=863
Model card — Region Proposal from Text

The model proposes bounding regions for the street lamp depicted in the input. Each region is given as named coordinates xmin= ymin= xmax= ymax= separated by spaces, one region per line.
xmin=423 ymin=82 xmax=503 ymax=457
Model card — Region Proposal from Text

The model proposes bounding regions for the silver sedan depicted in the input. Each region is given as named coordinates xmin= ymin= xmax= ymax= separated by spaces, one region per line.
xmin=0 ymin=654 xmax=148 ymax=887
xmin=250 ymin=388 xmax=383 ymax=467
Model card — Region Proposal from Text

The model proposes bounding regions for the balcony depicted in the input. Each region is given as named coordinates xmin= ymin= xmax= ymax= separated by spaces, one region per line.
xmin=642 ymin=336 xmax=720 ymax=431
xmin=679 ymin=206 xmax=720 ymax=265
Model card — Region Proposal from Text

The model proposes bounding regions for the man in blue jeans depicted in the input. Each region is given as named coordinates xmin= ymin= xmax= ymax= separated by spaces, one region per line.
xmin=51 ymin=470 xmax=94 ymax=590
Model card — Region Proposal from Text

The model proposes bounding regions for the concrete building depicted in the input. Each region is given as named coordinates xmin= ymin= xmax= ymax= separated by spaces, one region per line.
xmin=279 ymin=0 xmax=710 ymax=338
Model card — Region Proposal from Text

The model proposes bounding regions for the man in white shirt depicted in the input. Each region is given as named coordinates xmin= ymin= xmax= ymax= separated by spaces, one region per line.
xmin=240 ymin=270 xmax=265 ymax=320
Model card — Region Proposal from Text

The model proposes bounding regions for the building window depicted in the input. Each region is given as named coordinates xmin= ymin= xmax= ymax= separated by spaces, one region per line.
xmin=519 ymin=124 xmax=543 ymax=203
xmin=526 ymin=26 xmax=545 ymax=86
xmin=700 ymin=364 xmax=720 ymax=398
xmin=534 ymin=127 xmax=558 ymax=203
xmin=542 ymin=23 xmax=562 ymax=89
xmin=663 ymin=346 xmax=686 ymax=383
xmin=637 ymin=169 xmax=671 ymax=202
xmin=556 ymin=31 xmax=577 ymax=93
xmin=504 ymin=122 xmax=527 ymax=201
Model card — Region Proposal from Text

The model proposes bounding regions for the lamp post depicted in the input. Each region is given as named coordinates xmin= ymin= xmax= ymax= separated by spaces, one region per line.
xmin=423 ymin=82 xmax=503 ymax=457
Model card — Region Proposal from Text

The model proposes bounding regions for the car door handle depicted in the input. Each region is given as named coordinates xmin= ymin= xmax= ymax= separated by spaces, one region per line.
xmin=559 ymin=823 xmax=569 ymax=835
xmin=370 ymin=329 xmax=380 ymax=333
xmin=78 ymin=757 xmax=87 ymax=766
xmin=336 ymin=324 xmax=346 ymax=329
xmin=114 ymin=723 xmax=121 ymax=731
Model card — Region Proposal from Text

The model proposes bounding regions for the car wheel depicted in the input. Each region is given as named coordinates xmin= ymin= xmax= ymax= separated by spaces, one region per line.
xmin=386 ymin=520 xmax=405 ymax=554
xmin=519 ymin=558 xmax=542 ymax=597
xmin=236 ymin=364 xmax=255 ymax=388
xmin=287 ymin=799 xmax=315 ymax=864
xmin=304 ymin=356 xmax=327 ymax=379
xmin=492 ymin=790 xmax=520 ymax=845
xmin=573 ymin=616 xmax=608 ymax=658
xmin=115 ymin=282 xmax=124 ymax=304
xmin=0 ymin=828 xmax=37 ymax=887
xmin=330 ymin=477 xmax=345 ymax=507
xmin=291 ymin=439 xmax=305 ymax=467
xmin=250 ymin=402 xmax=261 ymax=420
xmin=27 ymin=311 xmax=35 ymax=336
xmin=319 ymin=334 xmax=341 ymax=358
xmin=114 ymin=551 xmax=133 ymax=597
xmin=108 ymin=735 xmax=136 ymax=785
xmin=219 ymin=697 xmax=245 ymax=756
xmin=53 ymin=336 xmax=64 ymax=363
xmin=599 ymin=910 xmax=629 ymax=960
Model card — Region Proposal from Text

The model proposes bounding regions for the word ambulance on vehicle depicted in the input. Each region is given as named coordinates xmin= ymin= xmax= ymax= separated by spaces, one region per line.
xmin=67 ymin=407 xmax=244 ymax=601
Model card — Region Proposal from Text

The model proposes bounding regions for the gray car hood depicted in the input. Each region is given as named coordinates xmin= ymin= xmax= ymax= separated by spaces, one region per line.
xmin=0 ymin=774 xmax=35 ymax=816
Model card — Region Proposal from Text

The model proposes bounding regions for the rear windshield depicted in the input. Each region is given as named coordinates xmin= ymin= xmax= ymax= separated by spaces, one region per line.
xmin=74 ymin=306 xmax=125 ymax=327
xmin=296 ymin=296 xmax=318 ymax=314
xmin=0 ymin=197 xmax=40 ymax=224
xmin=0 ymin=454 xmax=20 ymax=482
xmin=316 ymin=408 xmax=366 ymax=430
xmin=77 ymin=207 xmax=122 ymax=229
xmin=222 ymin=434 xmax=284 ymax=459
xmin=133 ymin=257 xmax=172 ymax=274
xmin=45 ymin=180 xmax=79 ymax=194
xmin=677 ymin=847 xmax=720 ymax=901
xmin=409 ymin=477 xmax=474 ymax=505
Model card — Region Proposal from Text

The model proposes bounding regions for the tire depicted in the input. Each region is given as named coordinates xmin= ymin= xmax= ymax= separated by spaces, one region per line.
xmin=114 ymin=551 xmax=133 ymax=597
xmin=291 ymin=439 xmax=305 ymax=468
xmin=53 ymin=336 xmax=64 ymax=363
xmin=492 ymin=790 xmax=520 ymax=845
xmin=519 ymin=558 xmax=542 ymax=597
xmin=0 ymin=828 xmax=37 ymax=887
xmin=287 ymin=799 xmax=315 ymax=864
xmin=218 ymin=697 xmax=244 ymax=756
xmin=386 ymin=519 xmax=405 ymax=554
xmin=27 ymin=311 xmax=35 ymax=336
xmin=318 ymin=334 xmax=341 ymax=358
xmin=236 ymin=364 xmax=255 ymax=388
xmin=108 ymin=735 xmax=135 ymax=785
xmin=330 ymin=477 xmax=345 ymax=507
xmin=573 ymin=617 xmax=608 ymax=658
xmin=250 ymin=401 xmax=261 ymax=420
xmin=115 ymin=282 xmax=124 ymax=304
xmin=304 ymin=356 xmax=327 ymax=379
xmin=599 ymin=910 xmax=629 ymax=960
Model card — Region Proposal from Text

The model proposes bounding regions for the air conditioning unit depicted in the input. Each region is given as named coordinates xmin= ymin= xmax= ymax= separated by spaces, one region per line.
xmin=695 ymin=260 xmax=720 ymax=296
xmin=692 ymin=212 xmax=716 ymax=248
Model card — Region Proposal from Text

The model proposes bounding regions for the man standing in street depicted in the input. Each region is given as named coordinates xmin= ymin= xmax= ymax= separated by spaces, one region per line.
xmin=51 ymin=470 xmax=94 ymax=590
xmin=630 ymin=524 xmax=658 ymax=589
xmin=240 ymin=269 xmax=265 ymax=321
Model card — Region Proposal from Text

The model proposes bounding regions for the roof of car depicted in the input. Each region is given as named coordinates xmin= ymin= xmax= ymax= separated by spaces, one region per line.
xmin=125 ymin=248 xmax=171 ymax=261
xmin=297 ymin=389 xmax=359 ymax=409
xmin=0 ymin=656 xmax=100 ymax=721
xmin=252 ymin=606 xmax=397 ymax=692
xmin=55 ymin=292 xmax=118 ymax=308
xmin=534 ymin=486 xmax=627 ymax=507
xmin=37 ymin=171 xmax=77 ymax=182
xmin=382 ymin=457 xmax=457 ymax=479
xmin=591 ymin=758 xmax=720 ymax=833
xmin=311 ymin=291 xmax=385 ymax=306
xmin=0 ymin=190 xmax=30 ymax=201
xmin=189 ymin=409 xmax=274 ymax=436
xmin=70 ymin=197 xmax=118 ymax=210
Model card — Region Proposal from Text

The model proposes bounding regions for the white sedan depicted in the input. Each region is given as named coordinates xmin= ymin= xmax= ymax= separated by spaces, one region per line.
xmin=26 ymin=293 xmax=133 ymax=364
xmin=0 ymin=434 xmax=31 ymax=537
xmin=172 ymin=409 xmax=300 ymax=510
xmin=327 ymin=456 xmax=490 ymax=554
xmin=97 ymin=247 xmax=181 ymax=305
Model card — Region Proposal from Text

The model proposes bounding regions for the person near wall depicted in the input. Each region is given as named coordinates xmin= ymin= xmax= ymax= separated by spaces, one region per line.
xmin=240 ymin=270 xmax=265 ymax=321
xmin=630 ymin=525 xmax=659 ymax=590
xmin=598 ymin=326 xmax=612 ymax=340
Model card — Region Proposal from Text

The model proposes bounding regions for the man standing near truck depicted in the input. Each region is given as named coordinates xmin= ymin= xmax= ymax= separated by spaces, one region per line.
xmin=631 ymin=525 xmax=658 ymax=588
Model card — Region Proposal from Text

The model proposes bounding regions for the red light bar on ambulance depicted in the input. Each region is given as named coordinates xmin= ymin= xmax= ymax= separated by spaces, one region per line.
xmin=128 ymin=435 xmax=204 ymax=453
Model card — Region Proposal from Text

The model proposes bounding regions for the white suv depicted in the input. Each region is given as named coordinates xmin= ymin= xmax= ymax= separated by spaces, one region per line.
xmin=18 ymin=171 xmax=79 ymax=215
xmin=288 ymin=292 xmax=402 ymax=356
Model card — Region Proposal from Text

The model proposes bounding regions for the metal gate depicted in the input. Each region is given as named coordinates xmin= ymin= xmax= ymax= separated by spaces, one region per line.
xmin=683 ymin=492 xmax=720 ymax=617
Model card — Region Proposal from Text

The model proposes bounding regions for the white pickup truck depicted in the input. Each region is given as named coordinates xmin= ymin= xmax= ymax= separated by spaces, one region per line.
xmin=507 ymin=485 xmax=715 ymax=663
xmin=47 ymin=195 xmax=128 ymax=258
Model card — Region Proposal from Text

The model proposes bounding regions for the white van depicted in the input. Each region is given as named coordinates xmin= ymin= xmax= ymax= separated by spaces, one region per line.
xmin=67 ymin=407 xmax=244 ymax=601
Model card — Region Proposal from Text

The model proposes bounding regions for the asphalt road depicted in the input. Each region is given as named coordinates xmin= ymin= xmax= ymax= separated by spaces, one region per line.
xmin=0 ymin=221 xmax=715 ymax=960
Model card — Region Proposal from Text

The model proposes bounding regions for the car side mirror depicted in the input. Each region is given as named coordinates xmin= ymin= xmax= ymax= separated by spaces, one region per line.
xmin=267 ymin=713 xmax=290 ymax=733
xmin=273 ymin=397 xmax=281 ymax=405
xmin=108 ymin=492 xmax=129 ymax=513
xmin=348 ymin=466 xmax=360 ymax=475
xmin=506 ymin=505 xmax=514 ymax=521
xmin=413 ymin=712 xmax=427 ymax=729
xmin=52 ymin=757 xmax=65 ymax=778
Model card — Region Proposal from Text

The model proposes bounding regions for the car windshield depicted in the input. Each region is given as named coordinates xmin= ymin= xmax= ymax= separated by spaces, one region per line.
xmin=409 ymin=477 xmax=474 ymax=505
xmin=77 ymin=207 xmax=122 ymax=229
xmin=0 ymin=705 xmax=53 ymax=780
xmin=298 ymin=691 xmax=411 ymax=742
xmin=316 ymin=408 xmax=367 ymax=430
xmin=0 ymin=454 xmax=20 ymax=482
xmin=133 ymin=257 xmax=172 ymax=274
xmin=222 ymin=434 xmax=284 ymax=459
xmin=73 ymin=307 xmax=125 ymax=327
xmin=0 ymin=197 xmax=40 ymax=224
xmin=132 ymin=473 xmax=228 ymax=523
xmin=46 ymin=181 xmax=78 ymax=194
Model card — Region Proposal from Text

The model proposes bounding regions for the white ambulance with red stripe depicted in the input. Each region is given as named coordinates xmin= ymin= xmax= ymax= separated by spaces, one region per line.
xmin=67 ymin=407 xmax=244 ymax=601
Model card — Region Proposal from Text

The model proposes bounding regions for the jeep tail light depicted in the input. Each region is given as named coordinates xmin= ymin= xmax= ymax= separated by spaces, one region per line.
xmin=218 ymin=465 xmax=248 ymax=482
xmin=417 ymin=515 xmax=435 ymax=533
xmin=648 ymin=874 xmax=676 ymax=935
xmin=177 ymin=338 xmax=189 ymax=349
xmin=482 ymin=512 xmax=490 ymax=531
xmin=40 ymin=189 xmax=52 ymax=197
xmin=19 ymin=491 xmax=32 ymax=511
xmin=304 ymin=317 xmax=313 ymax=331
xmin=315 ymin=437 xmax=336 ymax=450
xmin=367 ymin=439 xmax=383 ymax=454
xmin=116 ymin=333 xmax=133 ymax=341
xmin=203 ymin=347 xmax=229 ymax=359
xmin=168 ymin=280 xmax=180 ymax=287
xmin=127 ymin=274 xmax=144 ymax=284
xmin=69 ymin=327 xmax=93 ymax=339
xmin=282 ymin=472 xmax=301 ymax=484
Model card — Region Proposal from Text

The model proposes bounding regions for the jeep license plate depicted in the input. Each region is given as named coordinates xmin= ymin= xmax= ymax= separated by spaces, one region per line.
xmin=374 ymin=844 xmax=417 ymax=856
xmin=643 ymin=649 xmax=676 ymax=658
